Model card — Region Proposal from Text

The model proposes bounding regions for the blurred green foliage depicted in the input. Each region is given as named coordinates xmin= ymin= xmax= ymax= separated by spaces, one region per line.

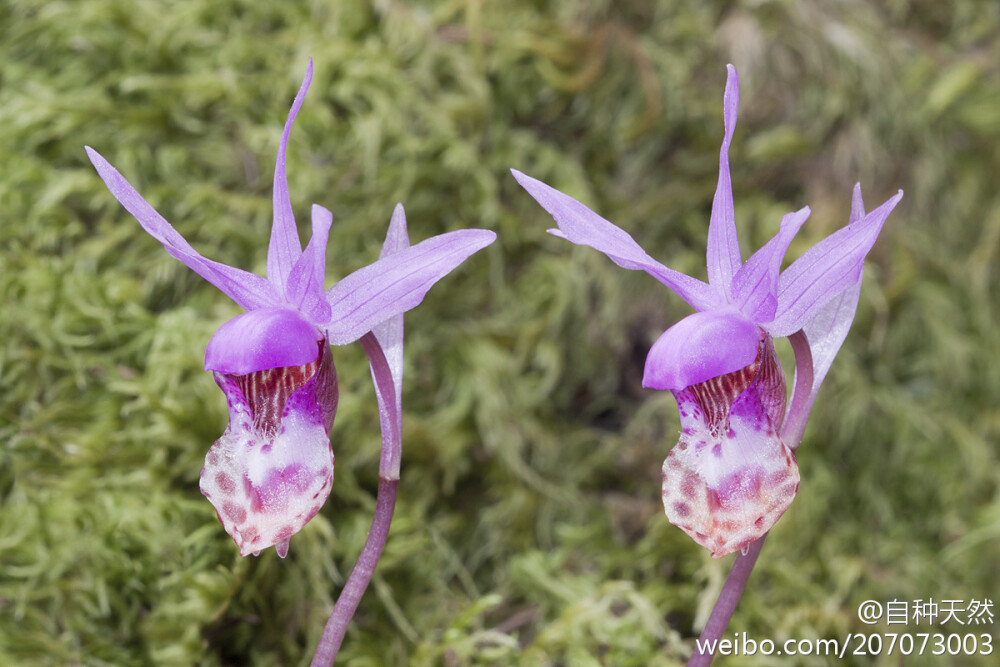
xmin=1 ymin=0 xmax=998 ymax=665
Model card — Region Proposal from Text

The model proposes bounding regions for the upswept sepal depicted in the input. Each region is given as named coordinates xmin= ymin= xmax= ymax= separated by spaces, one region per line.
xmin=661 ymin=334 xmax=798 ymax=558
xmin=200 ymin=341 xmax=338 ymax=558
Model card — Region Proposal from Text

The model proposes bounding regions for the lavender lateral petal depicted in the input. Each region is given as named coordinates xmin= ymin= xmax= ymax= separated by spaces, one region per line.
xmin=511 ymin=169 xmax=720 ymax=312
xmin=730 ymin=207 xmax=810 ymax=323
xmin=85 ymin=146 xmax=280 ymax=311
xmin=767 ymin=190 xmax=903 ymax=337
xmin=286 ymin=204 xmax=334 ymax=324
xmin=324 ymin=229 xmax=497 ymax=345
xmin=266 ymin=59 xmax=313 ymax=293
xmin=705 ymin=64 xmax=743 ymax=293
xmin=205 ymin=307 xmax=325 ymax=375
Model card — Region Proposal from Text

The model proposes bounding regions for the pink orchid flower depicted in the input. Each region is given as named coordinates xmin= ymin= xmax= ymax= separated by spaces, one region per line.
xmin=86 ymin=60 xmax=495 ymax=559
xmin=513 ymin=65 xmax=901 ymax=558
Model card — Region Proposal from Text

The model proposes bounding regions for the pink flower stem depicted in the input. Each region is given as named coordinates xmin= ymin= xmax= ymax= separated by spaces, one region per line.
xmin=686 ymin=330 xmax=814 ymax=666
xmin=687 ymin=534 xmax=768 ymax=667
xmin=310 ymin=333 xmax=401 ymax=667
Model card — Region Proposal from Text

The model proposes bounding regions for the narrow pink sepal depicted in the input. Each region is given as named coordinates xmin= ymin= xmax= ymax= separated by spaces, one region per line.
xmin=324 ymin=228 xmax=496 ymax=345
xmin=781 ymin=186 xmax=869 ymax=448
xmin=511 ymin=169 xmax=720 ymax=312
xmin=767 ymin=190 xmax=903 ymax=337
xmin=373 ymin=203 xmax=409 ymax=410
xmin=85 ymin=146 xmax=280 ymax=311
xmin=730 ymin=206 xmax=810 ymax=323
xmin=850 ymin=182 xmax=865 ymax=224
xmin=800 ymin=185 xmax=866 ymax=393
xmin=266 ymin=59 xmax=313 ymax=293
xmin=286 ymin=204 xmax=334 ymax=324
xmin=705 ymin=64 xmax=743 ymax=294
xmin=802 ymin=278 xmax=862 ymax=399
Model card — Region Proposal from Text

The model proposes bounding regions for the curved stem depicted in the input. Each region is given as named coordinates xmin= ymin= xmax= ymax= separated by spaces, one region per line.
xmin=687 ymin=534 xmax=767 ymax=667
xmin=687 ymin=329 xmax=813 ymax=666
xmin=310 ymin=334 xmax=401 ymax=666
xmin=781 ymin=330 xmax=815 ymax=451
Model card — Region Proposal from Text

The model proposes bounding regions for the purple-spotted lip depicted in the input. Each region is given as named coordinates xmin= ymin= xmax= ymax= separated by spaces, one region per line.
xmin=205 ymin=306 xmax=325 ymax=375
xmin=642 ymin=309 xmax=764 ymax=391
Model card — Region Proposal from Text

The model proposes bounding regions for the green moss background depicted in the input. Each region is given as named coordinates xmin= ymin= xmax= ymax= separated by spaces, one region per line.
xmin=2 ymin=1 xmax=998 ymax=665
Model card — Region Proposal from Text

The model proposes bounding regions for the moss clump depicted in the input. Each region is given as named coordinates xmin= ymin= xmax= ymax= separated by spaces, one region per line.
xmin=1 ymin=1 xmax=998 ymax=664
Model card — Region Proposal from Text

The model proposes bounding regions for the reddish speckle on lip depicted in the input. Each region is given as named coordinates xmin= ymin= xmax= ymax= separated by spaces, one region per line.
xmin=767 ymin=469 xmax=790 ymax=486
xmin=243 ymin=475 xmax=263 ymax=513
xmin=216 ymin=472 xmax=235 ymax=494
xmin=706 ymin=488 xmax=722 ymax=512
xmin=680 ymin=474 xmax=698 ymax=499
xmin=223 ymin=502 xmax=247 ymax=524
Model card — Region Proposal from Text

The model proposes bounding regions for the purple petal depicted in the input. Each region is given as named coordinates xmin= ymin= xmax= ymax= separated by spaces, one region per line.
xmin=643 ymin=309 xmax=763 ymax=391
xmin=705 ymin=64 xmax=743 ymax=294
xmin=285 ymin=204 xmax=333 ymax=325
xmin=767 ymin=190 xmax=903 ymax=337
xmin=205 ymin=307 xmax=324 ymax=374
xmin=730 ymin=207 xmax=810 ymax=323
xmin=86 ymin=147 xmax=280 ymax=311
xmin=511 ymin=169 xmax=719 ymax=312
xmin=373 ymin=203 xmax=410 ymax=407
xmin=325 ymin=228 xmax=496 ymax=345
xmin=266 ymin=60 xmax=313 ymax=293
xmin=201 ymin=343 xmax=337 ymax=557
xmin=661 ymin=335 xmax=797 ymax=557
